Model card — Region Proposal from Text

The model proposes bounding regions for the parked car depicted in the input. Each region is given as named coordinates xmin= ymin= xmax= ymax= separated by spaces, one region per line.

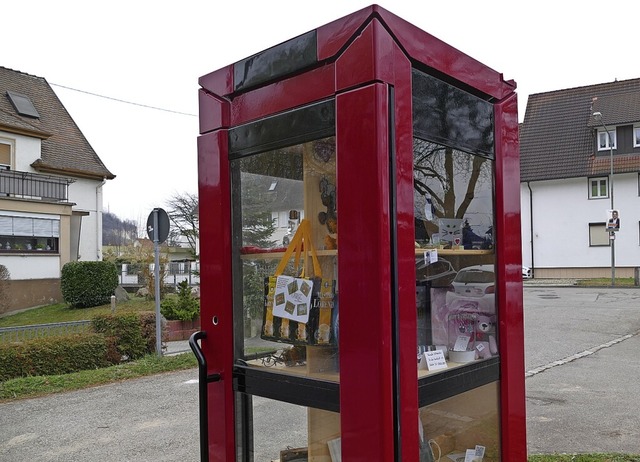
xmin=446 ymin=264 xmax=495 ymax=313
xmin=522 ymin=266 xmax=532 ymax=279
xmin=415 ymin=256 xmax=457 ymax=287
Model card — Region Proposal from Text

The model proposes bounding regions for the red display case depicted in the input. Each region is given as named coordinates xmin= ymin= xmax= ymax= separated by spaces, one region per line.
xmin=195 ymin=5 xmax=525 ymax=461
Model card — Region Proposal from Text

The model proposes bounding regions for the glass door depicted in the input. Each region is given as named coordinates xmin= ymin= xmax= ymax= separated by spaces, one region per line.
xmin=229 ymin=100 xmax=341 ymax=461
xmin=412 ymin=69 xmax=502 ymax=461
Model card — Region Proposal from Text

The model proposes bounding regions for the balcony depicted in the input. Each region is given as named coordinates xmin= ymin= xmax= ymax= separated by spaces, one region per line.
xmin=0 ymin=169 xmax=74 ymax=202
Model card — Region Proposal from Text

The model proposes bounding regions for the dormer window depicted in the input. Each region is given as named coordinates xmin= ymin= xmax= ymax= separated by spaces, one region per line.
xmin=597 ymin=128 xmax=616 ymax=151
xmin=6 ymin=90 xmax=40 ymax=118
xmin=634 ymin=125 xmax=640 ymax=148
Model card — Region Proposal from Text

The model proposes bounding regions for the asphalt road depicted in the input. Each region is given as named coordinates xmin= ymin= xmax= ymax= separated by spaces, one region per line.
xmin=524 ymin=286 xmax=640 ymax=454
xmin=1 ymin=286 xmax=640 ymax=460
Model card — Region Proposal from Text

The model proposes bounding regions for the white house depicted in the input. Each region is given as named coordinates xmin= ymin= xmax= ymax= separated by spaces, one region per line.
xmin=0 ymin=67 xmax=115 ymax=312
xmin=520 ymin=78 xmax=640 ymax=279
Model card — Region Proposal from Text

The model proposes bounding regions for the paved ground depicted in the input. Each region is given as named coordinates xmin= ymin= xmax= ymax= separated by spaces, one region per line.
xmin=1 ymin=286 xmax=640 ymax=460
xmin=524 ymin=286 xmax=640 ymax=454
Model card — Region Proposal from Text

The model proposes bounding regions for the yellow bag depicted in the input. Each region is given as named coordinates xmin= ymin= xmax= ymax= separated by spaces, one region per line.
xmin=262 ymin=219 xmax=337 ymax=346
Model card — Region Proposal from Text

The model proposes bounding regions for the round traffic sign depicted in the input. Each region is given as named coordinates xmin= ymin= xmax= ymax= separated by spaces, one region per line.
xmin=146 ymin=208 xmax=170 ymax=244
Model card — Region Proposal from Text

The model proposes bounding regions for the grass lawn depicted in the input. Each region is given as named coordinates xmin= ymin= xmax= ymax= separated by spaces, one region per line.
xmin=576 ymin=277 xmax=637 ymax=287
xmin=0 ymin=352 xmax=197 ymax=402
xmin=0 ymin=296 xmax=156 ymax=327
xmin=529 ymin=456 xmax=640 ymax=461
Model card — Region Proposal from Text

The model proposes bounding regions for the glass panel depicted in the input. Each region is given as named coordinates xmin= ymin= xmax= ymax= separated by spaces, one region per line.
xmin=231 ymin=137 xmax=339 ymax=381
xmin=412 ymin=69 xmax=494 ymax=159
xmin=0 ymin=236 xmax=58 ymax=252
xmin=599 ymin=179 xmax=607 ymax=197
xmin=599 ymin=132 xmax=607 ymax=149
xmin=413 ymin=138 xmax=497 ymax=376
xmin=236 ymin=394 xmax=340 ymax=462
xmin=419 ymin=382 xmax=501 ymax=461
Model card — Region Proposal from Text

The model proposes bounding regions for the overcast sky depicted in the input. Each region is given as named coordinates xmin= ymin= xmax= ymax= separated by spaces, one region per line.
xmin=4 ymin=0 xmax=638 ymax=224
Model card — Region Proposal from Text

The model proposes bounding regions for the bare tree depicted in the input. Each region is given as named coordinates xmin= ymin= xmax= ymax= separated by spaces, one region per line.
xmin=165 ymin=192 xmax=199 ymax=259
xmin=102 ymin=211 xmax=137 ymax=250
xmin=413 ymin=139 xmax=491 ymax=237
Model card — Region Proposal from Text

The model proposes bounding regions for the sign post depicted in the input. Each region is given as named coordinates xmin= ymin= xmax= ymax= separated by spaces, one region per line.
xmin=147 ymin=208 xmax=170 ymax=356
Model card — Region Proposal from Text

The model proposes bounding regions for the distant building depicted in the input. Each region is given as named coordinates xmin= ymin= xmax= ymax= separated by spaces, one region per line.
xmin=0 ymin=67 xmax=115 ymax=312
xmin=520 ymin=78 xmax=640 ymax=278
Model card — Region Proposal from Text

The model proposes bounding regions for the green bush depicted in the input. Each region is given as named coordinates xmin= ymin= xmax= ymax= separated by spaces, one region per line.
xmin=0 ymin=333 xmax=114 ymax=381
xmin=138 ymin=311 xmax=165 ymax=353
xmin=61 ymin=261 xmax=119 ymax=308
xmin=160 ymin=281 xmax=200 ymax=321
xmin=92 ymin=311 xmax=159 ymax=359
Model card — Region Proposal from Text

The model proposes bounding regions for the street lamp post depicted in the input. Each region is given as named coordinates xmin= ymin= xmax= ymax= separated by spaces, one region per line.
xmin=593 ymin=111 xmax=615 ymax=286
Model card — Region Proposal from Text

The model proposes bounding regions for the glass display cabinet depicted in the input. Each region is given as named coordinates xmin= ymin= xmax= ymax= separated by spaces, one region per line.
xmin=195 ymin=5 xmax=525 ymax=462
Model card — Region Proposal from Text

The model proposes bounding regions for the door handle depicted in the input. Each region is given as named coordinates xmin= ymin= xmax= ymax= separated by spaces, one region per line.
xmin=189 ymin=331 xmax=221 ymax=462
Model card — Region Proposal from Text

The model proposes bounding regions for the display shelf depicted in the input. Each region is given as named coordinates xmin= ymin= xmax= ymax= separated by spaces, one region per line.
xmin=241 ymin=247 xmax=489 ymax=259
xmin=234 ymin=364 xmax=340 ymax=413
xmin=242 ymin=358 xmax=339 ymax=382
xmin=240 ymin=249 xmax=337 ymax=260
xmin=239 ymin=354 xmax=496 ymax=402
xmin=418 ymin=357 xmax=499 ymax=408
xmin=414 ymin=248 xmax=493 ymax=256
xmin=418 ymin=360 xmax=480 ymax=378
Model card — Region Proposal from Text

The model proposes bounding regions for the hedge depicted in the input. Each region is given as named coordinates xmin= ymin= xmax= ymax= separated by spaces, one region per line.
xmin=61 ymin=261 xmax=119 ymax=308
xmin=0 ymin=333 xmax=116 ymax=381
xmin=0 ymin=312 xmax=162 ymax=382
xmin=91 ymin=311 xmax=160 ymax=360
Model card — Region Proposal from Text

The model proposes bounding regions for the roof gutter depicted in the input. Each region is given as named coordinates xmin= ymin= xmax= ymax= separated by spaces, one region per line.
xmin=0 ymin=123 xmax=51 ymax=139
xmin=30 ymin=160 xmax=116 ymax=181
xmin=96 ymin=177 xmax=107 ymax=260
xmin=527 ymin=181 xmax=534 ymax=277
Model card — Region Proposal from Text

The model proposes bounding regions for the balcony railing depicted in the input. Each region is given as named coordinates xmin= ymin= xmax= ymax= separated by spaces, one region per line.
xmin=0 ymin=169 xmax=74 ymax=202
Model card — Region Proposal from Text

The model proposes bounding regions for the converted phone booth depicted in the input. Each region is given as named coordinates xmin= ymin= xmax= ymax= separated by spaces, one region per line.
xmin=195 ymin=5 xmax=526 ymax=462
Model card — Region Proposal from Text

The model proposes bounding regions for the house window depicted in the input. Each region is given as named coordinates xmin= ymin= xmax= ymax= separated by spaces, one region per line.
xmin=0 ymin=213 xmax=59 ymax=253
xmin=589 ymin=222 xmax=609 ymax=246
xmin=0 ymin=141 xmax=12 ymax=169
xmin=597 ymin=128 xmax=616 ymax=151
xmin=589 ymin=177 xmax=608 ymax=199
xmin=634 ymin=126 xmax=640 ymax=148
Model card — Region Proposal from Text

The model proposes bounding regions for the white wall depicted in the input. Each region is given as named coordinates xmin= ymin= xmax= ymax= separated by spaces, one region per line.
xmin=521 ymin=173 xmax=640 ymax=270
xmin=2 ymin=255 xmax=60 ymax=279
xmin=68 ymin=178 xmax=105 ymax=261
xmin=9 ymin=133 xmax=41 ymax=169
xmin=0 ymin=131 xmax=106 ymax=292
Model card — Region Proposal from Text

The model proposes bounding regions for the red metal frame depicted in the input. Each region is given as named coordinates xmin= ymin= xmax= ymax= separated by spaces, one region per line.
xmin=494 ymin=93 xmax=527 ymax=460
xmin=197 ymin=129 xmax=235 ymax=460
xmin=337 ymin=82 xmax=395 ymax=461
xmin=198 ymin=5 xmax=526 ymax=461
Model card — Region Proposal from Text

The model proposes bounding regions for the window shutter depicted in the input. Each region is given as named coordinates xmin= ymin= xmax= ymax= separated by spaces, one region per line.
xmin=0 ymin=144 xmax=10 ymax=167
xmin=0 ymin=216 xmax=12 ymax=234
xmin=13 ymin=217 xmax=33 ymax=236
xmin=0 ymin=215 xmax=60 ymax=237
